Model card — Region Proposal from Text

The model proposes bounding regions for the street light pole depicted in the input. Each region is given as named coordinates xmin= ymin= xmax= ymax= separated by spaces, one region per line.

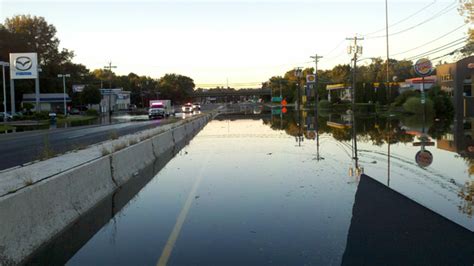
xmin=0 ymin=62 xmax=9 ymax=122
xmin=385 ymin=0 xmax=391 ymax=102
xmin=58 ymin=74 xmax=70 ymax=116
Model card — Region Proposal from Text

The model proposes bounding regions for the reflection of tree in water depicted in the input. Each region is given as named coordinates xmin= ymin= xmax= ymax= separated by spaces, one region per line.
xmin=428 ymin=119 xmax=453 ymax=139
xmin=458 ymin=180 xmax=473 ymax=218
xmin=331 ymin=128 xmax=352 ymax=141
xmin=263 ymin=113 xmax=422 ymax=145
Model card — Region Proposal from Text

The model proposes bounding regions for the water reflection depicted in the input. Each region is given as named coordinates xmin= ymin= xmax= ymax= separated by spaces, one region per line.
xmin=262 ymin=108 xmax=474 ymax=230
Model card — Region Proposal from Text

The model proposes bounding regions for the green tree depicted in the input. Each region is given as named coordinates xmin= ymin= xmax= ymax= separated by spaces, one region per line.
xmin=1 ymin=15 xmax=73 ymax=65
xmin=355 ymin=82 xmax=365 ymax=103
xmin=376 ymin=83 xmax=387 ymax=105
xmin=81 ymin=85 xmax=101 ymax=106
xmin=403 ymin=96 xmax=434 ymax=115
xmin=329 ymin=64 xmax=351 ymax=84
xmin=0 ymin=15 xmax=80 ymax=106
xmin=158 ymin=74 xmax=195 ymax=103
xmin=364 ymin=82 xmax=376 ymax=103
xmin=458 ymin=1 xmax=473 ymax=56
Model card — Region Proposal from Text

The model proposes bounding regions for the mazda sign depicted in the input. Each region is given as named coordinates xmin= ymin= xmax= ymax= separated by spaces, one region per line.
xmin=9 ymin=53 xmax=38 ymax=79
xmin=15 ymin=56 xmax=33 ymax=71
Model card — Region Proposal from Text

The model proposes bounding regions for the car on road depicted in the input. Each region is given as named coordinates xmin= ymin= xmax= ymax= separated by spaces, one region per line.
xmin=182 ymin=103 xmax=194 ymax=113
xmin=149 ymin=103 xmax=170 ymax=119
xmin=0 ymin=112 xmax=13 ymax=121
xmin=192 ymin=103 xmax=201 ymax=111
xmin=69 ymin=108 xmax=80 ymax=115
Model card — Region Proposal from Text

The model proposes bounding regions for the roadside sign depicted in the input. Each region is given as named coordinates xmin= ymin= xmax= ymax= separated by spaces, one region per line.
xmin=412 ymin=141 xmax=435 ymax=147
xmin=281 ymin=99 xmax=287 ymax=106
xmin=282 ymin=107 xmax=287 ymax=114
xmin=272 ymin=97 xmax=282 ymax=103
xmin=414 ymin=58 xmax=433 ymax=77
xmin=72 ymin=84 xmax=85 ymax=93
xmin=272 ymin=108 xmax=281 ymax=115
xmin=9 ymin=53 xmax=38 ymax=79
xmin=415 ymin=150 xmax=433 ymax=167
xmin=306 ymin=74 xmax=316 ymax=83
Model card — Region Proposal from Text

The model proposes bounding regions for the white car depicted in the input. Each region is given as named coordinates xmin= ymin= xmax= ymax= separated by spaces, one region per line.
xmin=192 ymin=103 xmax=201 ymax=111
xmin=0 ymin=112 xmax=13 ymax=121
xmin=182 ymin=103 xmax=194 ymax=113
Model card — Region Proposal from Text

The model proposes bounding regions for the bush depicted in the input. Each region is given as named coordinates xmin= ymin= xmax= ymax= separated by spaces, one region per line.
xmin=432 ymin=94 xmax=453 ymax=118
xmin=427 ymin=85 xmax=454 ymax=118
xmin=86 ymin=109 xmax=99 ymax=116
xmin=402 ymin=97 xmax=433 ymax=115
xmin=33 ymin=111 xmax=50 ymax=120
xmin=392 ymin=90 xmax=419 ymax=107
xmin=354 ymin=103 xmax=375 ymax=113
xmin=330 ymin=96 xmax=342 ymax=104
xmin=318 ymin=100 xmax=331 ymax=109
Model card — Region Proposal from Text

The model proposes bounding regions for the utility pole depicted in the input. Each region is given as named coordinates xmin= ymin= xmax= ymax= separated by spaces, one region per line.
xmin=104 ymin=61 xmax=117 ymax=122
xmin=294 ymin=67 xmax=303 ymax=110
xmin=279 ymin=78 xmax=282 ymax=99
xmin=346 ymin=35 xmax=363 ymax=170
xmin=57 ymin=74 xmax=70 ymax=116
xmin=310 ymin=54 xmax=323 ymax=107
xmin=310 ymin=54 xmax=323 ymax=161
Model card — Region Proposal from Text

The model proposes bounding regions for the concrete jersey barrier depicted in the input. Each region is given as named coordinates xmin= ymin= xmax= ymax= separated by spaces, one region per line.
xmin=0 ymin=113 xmax=213 ymax=265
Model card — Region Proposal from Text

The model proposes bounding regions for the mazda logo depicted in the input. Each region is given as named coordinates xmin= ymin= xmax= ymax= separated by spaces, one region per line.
xmin=15 ymin=56 xmax=32 ymax=71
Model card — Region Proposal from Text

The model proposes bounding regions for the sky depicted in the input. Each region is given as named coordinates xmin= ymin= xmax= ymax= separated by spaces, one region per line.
xmin=0 ymin=0 xmax=469 ymax=88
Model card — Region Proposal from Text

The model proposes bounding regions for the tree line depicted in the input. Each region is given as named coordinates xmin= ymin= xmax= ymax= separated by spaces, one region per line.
xmin=0 ymin=15 xmax=196 ymax=110
xmin=263 ymin=58 xmax=414 ymax=105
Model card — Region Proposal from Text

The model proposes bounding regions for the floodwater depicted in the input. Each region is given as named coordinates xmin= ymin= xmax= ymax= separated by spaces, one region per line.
xmin=28 ymin=108 xmax=474 ymax=265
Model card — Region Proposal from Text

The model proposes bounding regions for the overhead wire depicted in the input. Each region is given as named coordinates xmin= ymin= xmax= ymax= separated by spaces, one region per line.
xmin=391 ymin=23 xmax=468 ymax=57
xmin=366 ymin=0 xmax=458 ymax=39
xmin=362 ymin=0 xmax=438 ymax=37
xmin=405 ymin=37 xmax=467 ymax=60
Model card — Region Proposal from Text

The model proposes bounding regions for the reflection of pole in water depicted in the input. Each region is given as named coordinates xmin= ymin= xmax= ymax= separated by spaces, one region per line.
xmin=388 ymin=117 xmax=391 ymax=187
xmin=280 ymin=108 xmax=283 ymax=130
xmin=349 ymin=110 xmax=363 ymax=177
xmin=297 ymin=108 xmax=303 ymax=147
xmin=314 ymin=100 xmax=321 ymax=161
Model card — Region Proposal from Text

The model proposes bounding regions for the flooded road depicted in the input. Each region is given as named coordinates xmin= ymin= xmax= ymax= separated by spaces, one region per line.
xmin=28 ymin=109 xmax=474 ymax=265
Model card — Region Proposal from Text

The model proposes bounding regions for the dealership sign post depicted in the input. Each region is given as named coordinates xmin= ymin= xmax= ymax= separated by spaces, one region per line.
xmin=9 ymin=53 xmax=40 ymax=113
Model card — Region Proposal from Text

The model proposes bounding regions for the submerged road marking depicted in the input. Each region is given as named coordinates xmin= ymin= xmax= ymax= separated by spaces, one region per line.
xmin=157 ymin=155 xmax=208 ymax=266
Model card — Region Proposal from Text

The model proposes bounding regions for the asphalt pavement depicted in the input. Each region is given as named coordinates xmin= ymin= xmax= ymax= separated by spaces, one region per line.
xmin=0 ymin=104 xmax=223 ymax=172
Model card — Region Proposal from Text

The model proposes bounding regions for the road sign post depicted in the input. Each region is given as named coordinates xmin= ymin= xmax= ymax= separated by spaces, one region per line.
xmin=414 ymin=58 xmax=433 ymax=105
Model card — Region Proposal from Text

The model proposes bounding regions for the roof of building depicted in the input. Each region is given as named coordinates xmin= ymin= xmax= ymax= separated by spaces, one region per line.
xmin=22 ymin=93 xmax=71 ymax=103
xmin=326 ymin=84 xmax=349 ymax=90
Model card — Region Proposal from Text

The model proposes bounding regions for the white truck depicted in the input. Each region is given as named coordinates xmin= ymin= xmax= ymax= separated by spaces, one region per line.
xmin=148 ymin=100 xmax=173 ymax=119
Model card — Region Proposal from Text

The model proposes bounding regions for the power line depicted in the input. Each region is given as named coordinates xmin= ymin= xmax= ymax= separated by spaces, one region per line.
xmin=324 ymin=39 xmax=346 ymax=57
xmin=391 ymin=23 xmax=468 ymax=57
xmin=431 ymin=47 xmax=463 ymax=61
xmin=362 ymin=0 xmax=438 ymax=37
xmin=366 ymin=1 xmax=458 ymax=39
xmin=405 ymin=37 xmax=467 ymax=60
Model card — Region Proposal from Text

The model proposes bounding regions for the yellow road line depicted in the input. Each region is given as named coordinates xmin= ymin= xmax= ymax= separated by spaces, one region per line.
xmin=157 ymin=159 xmax=207 ymax=266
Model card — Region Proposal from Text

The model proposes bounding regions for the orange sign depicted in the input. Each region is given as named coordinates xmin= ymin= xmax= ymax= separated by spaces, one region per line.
xmin=281 ymin=99 xmax=287 ymax=106
xmin=282 ymin=107 xmax=287 ymax=114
